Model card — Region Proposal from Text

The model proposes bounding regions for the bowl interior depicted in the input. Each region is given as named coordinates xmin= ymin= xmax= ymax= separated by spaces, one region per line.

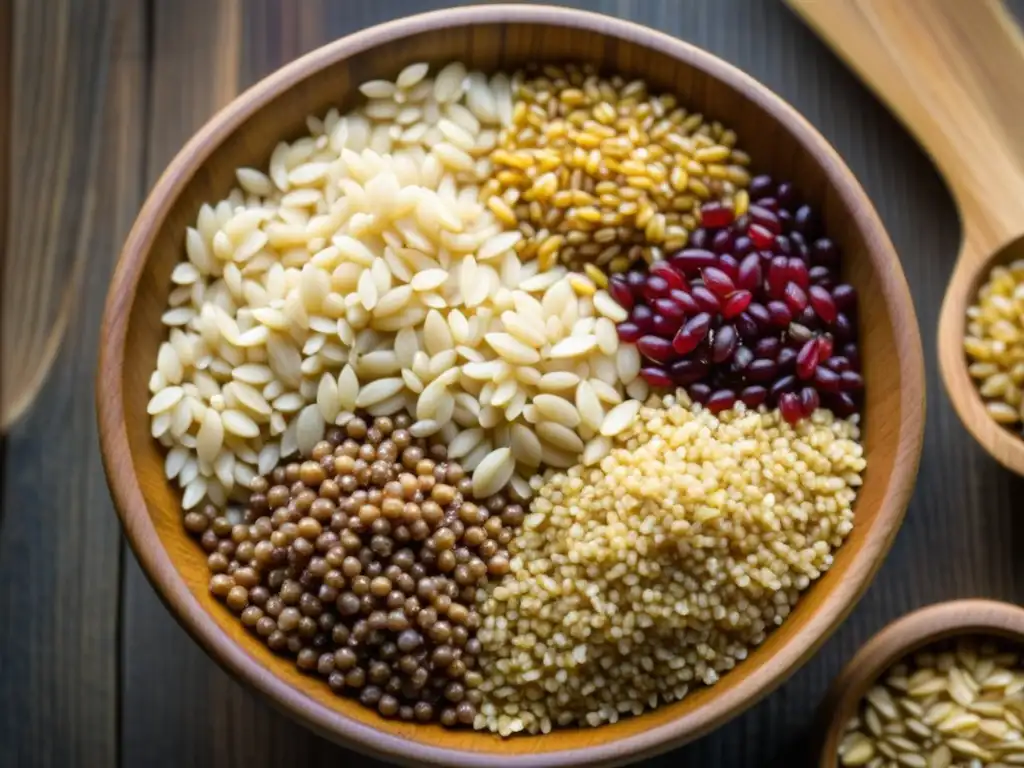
xmin=105 ymin=8 xmax=923 ymax=766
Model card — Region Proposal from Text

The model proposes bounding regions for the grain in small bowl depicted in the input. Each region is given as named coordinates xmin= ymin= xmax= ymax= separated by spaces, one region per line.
xmin=97 ymin=5 xmax=925 ymax=766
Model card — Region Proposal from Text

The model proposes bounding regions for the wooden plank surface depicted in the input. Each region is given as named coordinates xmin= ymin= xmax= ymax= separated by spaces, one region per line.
xmin=4 ymin=0 xmax=1024 ymax=766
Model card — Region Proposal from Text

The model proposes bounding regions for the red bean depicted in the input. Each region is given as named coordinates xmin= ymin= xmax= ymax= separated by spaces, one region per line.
xmin=650 ymin=261 xmax=686 ymax=291
xmin=736 ymin=253 xmax=762 ymax=292
xmin=796 ymin=338 xmax=820 ymax=380
xmin=817 ymin=333 xmax=834 ymax=362
xmin=670 ymin=358 xmax=710 ymax=384
xmin=672 ymin=313 xmax=712 ymax=355
xmin=638 ymin=335 xmax=674 ymax=362
xmin=707 ymin=389 xmax=738 ymax=414
xmin=701 ymin=266 xmax=736 ymax=297
xmin=689 ymin=383 xmax=712 ymax=405
xmin=691 ymin=286 xmax=721 ymax=313
xmin=749 ymin=223 xmax=774 ymax=249
xmin=840 ymin=371 xmax=864 ymax=391
xmin=721 ymin=290 xmax=753 ymax=319
xmin=700 ymin=201 xmax=735 ymax=229
xmin=779 ymin=392 xmax=803 ymax=424
xmin=711 ymin=325 xmax=738 ymax=363
xmin=640 ymin=367 xmax=672 ymax=388
xmin=767 ymin=256 xmax=789 ymax=297
xmin=786 ymin=257 xmax=810 ymax=289
xmin=654 ymin=297 xmax=687 ymax=320
xmin=746 ymin=359 xmax=778 ymax=382
xmin=746 ymin=302 xmax=772 ymax=330
xmin=609 ymin=276 xmax=634 ymax=310
xmin=808 ymin=285 xmax=837 ymax=324
xmin=642 ymin=274 xmax=671 ymax=302
xmin=783 ymin=282 xmax=809 ymax=313
xmin=813 ymin=367 xmax=842 ymax=393
xmin=630 ymin=305 xmax=654 ymax=332
xmin=719 ymin=254 xmax=740 ymax=281
xmin=670 ymin=288 xmax=701 ymax=315
xmin=740 ymin=385 xmax=768 ymax=408
xmin=767 ymin=301 xmax=793 ymax=327
xmin=799 ymin=387 xmax=820 ymax=416
xmin=748 ymin=204 xmax=781 ymax=234
xmin=617 ymin=322 xmax=642 ymax=343
xmin=652 ymin=313 xmax=683 ymax=337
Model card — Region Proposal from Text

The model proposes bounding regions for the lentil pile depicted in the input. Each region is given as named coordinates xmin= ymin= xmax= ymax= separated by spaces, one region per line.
xmin=965 ymin=260 xmax=1024 ymax=437
xmin=838 ymin=638 xmax=1024 ymax=768
xmin=148 ymin=60 xmax=868 ymax=731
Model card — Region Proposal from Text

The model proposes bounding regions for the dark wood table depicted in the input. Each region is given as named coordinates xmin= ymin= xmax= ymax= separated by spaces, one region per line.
xmin=4 ymin=1 xmax=1024 ymax=766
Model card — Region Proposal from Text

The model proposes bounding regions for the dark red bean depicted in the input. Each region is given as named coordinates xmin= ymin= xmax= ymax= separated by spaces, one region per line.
xmin=777 ymin=346 xmax=797 ymax=374
xmin=688 ymin=383 xmax=712 ymax=405
xmin=701 ymin=266 xmax=736 ymax=297
xmin=783 ymin=282 xmax=809 ymax=313
xmin=798 ymin=305 xmax=821 ymax=330
xmin=832 ymin=313 xmax=855 ymax=342
xmin=796 ymin=338 xmax=820 ymax=380
xmin=809 ymin=265 xmax=834 ymax=287
xmin=626 ymin=270 xmax=646 ymax=296
xmin=672 ymin=313 xmax=711 ymax=355
xmin=736 ymin=253 xmax=762 ymax=292
xmin=778 ymin=208 xmax=793 ymax=228
xmin=786 ymin=257 xmax=810 ymax=289
xmin=840 ymin=371 xmax=864 ymax=391
xmin=734 ymin=310 xmax=760 ymax=339
xmin=700 ymin=201 xmax=735 ymax=229
xmin=640 ymin=367 xmax=672 ymax=388
xmin=779 ymin=392 xmax=803 ymax=424
xmin=748 ymin=204 xmax=781 ymax=234
xmin=711 ymin=325 xmax=738 ymax=363
xmin=746 ymin=302 xmax=771 ymax=330
xmin=776 ymin=181 xmax=798 ymax=209
xmin=691 ymin=285 xmax=721 ymax=313
xmin=653 ymin=297 xmax=687 ymax=320
xmin=718 ymin=254 xmax=740 ymax=281
xmin=793 ymin=204 xmax=818 ymax=238
xmin=670 ymin=358 xmax=710 ymax=384
xmin=827 ymin=392 xmax=858 ymax=418
xmin=808 ymin=285 xmax=837 ymax=324
xmin=733 ymin=346 xmax=755 ymax=371
xmin=825 ymin=355 xmax=851 ymax=373
xmin=754 ymin=337 xmax=781 ymax=359
xmin=773 ymin=235 xmax=793 ymax=256
xmin=733 ymin=235 xmax=754 ymax=258
xmin=770 ymin=374 xmax=798 ymax=402
xmin=638 ymin=335 xmax=674 ymax=363
xmin=767 ymin=300 xmax=793 ymax=327
xmin=642 ymin=274 xmax=671 ymax=302
xmin=631 ymin=305 xmax=654 ymax=332
xmin=817 ymin=333 xmax=834 ymax=361
xmin=688 ymin=229 xmax=710 ymax=250
xmin=799 ymin=387 xmax=820 ymax=416
xmin=617 ymin=322 xmax=642 ymax=343
xmin=767 ymin=256 xmax=789 ymax=297
xmin=749 ymin=175 xmax=774 ymax=199
xmin=650 ymin=261 xmax=686 ymax=291
xmin=757 ymin=197 xmax=779 ymax=212
xmin=740 ymin=385 xmax=768 ymax=408
xmin=711 ymin=229 xmax=734 ymax=255
xmin=748 ymin=223 xmax=774 ymax=249
xmin=669 ymin=288 xmax=701 ymax=315
xmin=651 ymin=313 xmax=683 ymax=337
xmin=811 ymin=238 xmax=839 ymax=268
xmin=609 ymin=276 xmax=634 ymax=310
xmin=814 ymin=366 xmax=842 ymax=392
xmin=746 ymin=359 xmax=777 ymax=383
xmin=832 ymin=284 xmax=857 ymax=313
xmin=842 ymin=343 xmax=860 ymax=370
xmin=707 ymin=389 xmax=737 ymax=414
xmin=721 ymin=290 xmax=753 ymax=319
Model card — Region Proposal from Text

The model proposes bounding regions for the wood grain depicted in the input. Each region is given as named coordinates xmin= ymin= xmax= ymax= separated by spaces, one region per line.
xmin=99 ymin=4 xmax=923 ymax=767
xmin=0 ymin=0 xmax=147 ymax=764
xmin=786 ymin=0 xmax=1024 ymax=476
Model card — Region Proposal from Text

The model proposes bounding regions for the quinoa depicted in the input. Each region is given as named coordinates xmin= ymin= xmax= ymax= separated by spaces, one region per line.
xmin=473 ymin=390 xmax=865 ymax=736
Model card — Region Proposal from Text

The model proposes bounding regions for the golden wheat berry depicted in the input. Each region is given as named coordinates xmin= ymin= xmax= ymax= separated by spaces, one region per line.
xmin=839 ymin=638 xmax=1024 ymax=767
xmin=486 ymin=63 xmax=749 ymax=271
xmin=964 ymin=260 xmax=1024 ymax=435
xmin=474 ymin=391 xmax=865 ymax=735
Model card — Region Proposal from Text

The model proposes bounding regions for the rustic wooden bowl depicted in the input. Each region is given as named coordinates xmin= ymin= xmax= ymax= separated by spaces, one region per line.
xmin=818 ymin=600 xmax=1024 ymax=767
xmin=96 ymin=5 xmax=926 ymax=767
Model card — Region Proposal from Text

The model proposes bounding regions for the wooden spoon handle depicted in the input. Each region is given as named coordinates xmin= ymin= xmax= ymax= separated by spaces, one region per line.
xmin=787 ymin=0 xmax=1024 ymax=257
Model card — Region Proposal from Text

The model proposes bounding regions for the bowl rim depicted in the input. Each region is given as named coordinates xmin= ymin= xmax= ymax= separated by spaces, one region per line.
xmin=96 ymin=4 xmax=926 ymax=766
xmin=817 ymin=599 xmax=1024 ymax=767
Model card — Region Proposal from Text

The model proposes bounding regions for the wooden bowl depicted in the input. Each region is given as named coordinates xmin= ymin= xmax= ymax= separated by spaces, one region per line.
xmin=817 ymin=600 xmax=1024 ymax=767
xmin=96 ymin=5 xmax=926 ymax=766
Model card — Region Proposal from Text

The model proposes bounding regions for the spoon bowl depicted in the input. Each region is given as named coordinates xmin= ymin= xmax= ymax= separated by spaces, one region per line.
xmin=789 ymin=0 xmax=1024 ymax=475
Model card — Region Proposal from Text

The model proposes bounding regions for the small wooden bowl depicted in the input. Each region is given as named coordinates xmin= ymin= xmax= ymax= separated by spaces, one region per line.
xmin=818 ymin=600 xmax=1024 ymax=767
xmin=96 ymin=5 xmax=926 ymax=767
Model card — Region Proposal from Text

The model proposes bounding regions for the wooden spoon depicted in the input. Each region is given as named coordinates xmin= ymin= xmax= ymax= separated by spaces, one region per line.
xmin=817 ymin=599 xmax=1024 ymax=767
xmin=787 ymin=0 xmax=1024 ymax=475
